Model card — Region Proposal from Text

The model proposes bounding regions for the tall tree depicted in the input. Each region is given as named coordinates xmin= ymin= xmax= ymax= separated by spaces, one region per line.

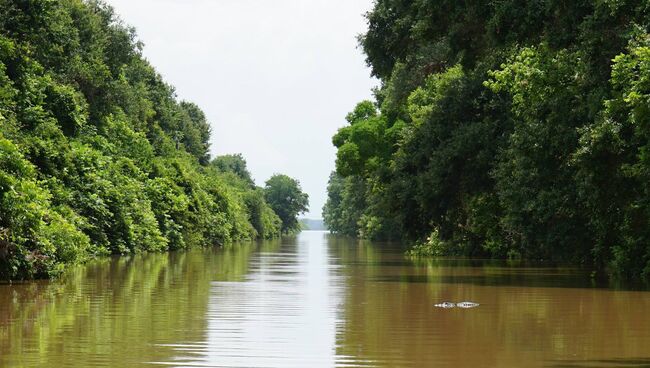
xmin=211 ymin=154 xmax=254 ymax=186
xmin=264 ymin=174 xmax=309 ymax=234
xmin=326 ymin=0 xmax=650 ymax=281
xmin=0 ymin=0 xmax=284 ymax=280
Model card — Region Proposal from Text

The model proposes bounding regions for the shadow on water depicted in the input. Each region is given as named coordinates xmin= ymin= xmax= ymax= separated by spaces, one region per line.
xmin=369 ymin=273 xmax=600 ymax=290
xmin=372 ymin=258 xmax=650 ymax=291
xmin=326 ymin=232 xmax=650 ymax=292
xmin=549 ymin=358 xmax=650 ymax=367
xmin=336 ymin=246 xmax=648 ymax=292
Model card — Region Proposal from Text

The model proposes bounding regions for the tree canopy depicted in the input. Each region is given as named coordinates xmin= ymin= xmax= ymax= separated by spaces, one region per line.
xmin=0 ymin=0 xmax=304 ymax=280
xmin=264 ymin=174 xmax=309 ymax=234
xmin=212 ymin=154 xmax=255 ymax=187
xmin=324 ymin=0 xmax=650 ymax=281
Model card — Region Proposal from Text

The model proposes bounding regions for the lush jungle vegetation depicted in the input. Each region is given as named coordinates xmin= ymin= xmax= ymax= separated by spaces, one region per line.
xmin=0 ymin=0 xmax=308 ymax=280
xmin=323 ymin=0 xmax=650 ymax=281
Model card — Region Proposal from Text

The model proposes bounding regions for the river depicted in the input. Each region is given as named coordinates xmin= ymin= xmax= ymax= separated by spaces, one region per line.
xmin=1 ymin=231 xmax=649 ymax=367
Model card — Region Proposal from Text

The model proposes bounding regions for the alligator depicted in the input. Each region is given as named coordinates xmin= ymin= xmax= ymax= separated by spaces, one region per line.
xmin=434 ymin=301 xmax=479 ymax=309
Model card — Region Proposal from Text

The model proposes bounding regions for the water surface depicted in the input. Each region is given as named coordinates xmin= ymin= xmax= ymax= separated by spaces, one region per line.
xmin=1 ymin=231 xmax=649 ymax=367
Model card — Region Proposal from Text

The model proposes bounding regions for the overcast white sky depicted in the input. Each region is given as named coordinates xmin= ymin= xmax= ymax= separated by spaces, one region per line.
xmin=104 ymin=0 xmax=377 ymax=217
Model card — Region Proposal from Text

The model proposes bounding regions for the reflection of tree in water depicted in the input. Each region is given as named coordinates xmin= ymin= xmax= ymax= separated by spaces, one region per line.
xmin=2 ymin=236 xmax=649 ymax=368
xmin=0 ymin=240 xmax=277 ymax=368
xmin=214 ymin=238 xmax=281 ymax=281
xmin=329 ymin=236 xmax=650 ymax=368
xmin=550 ymin=357 xmax=650 ymax=368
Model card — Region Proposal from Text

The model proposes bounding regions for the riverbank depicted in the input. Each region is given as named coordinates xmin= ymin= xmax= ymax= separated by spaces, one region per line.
xmin=0 ymin=1 xmax=311 ymax=280
xmin=324 ymin=1 xmax=650 ymax=282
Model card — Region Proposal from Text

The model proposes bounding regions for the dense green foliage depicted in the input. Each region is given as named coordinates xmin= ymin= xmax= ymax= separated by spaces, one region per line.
xmin=264 ymin=174 xmax=309 ymax=234
xmin=0 ymin=0 xmax=300 ymax=280
xmin=212 ymin=153 xmax=255 ymax=187
xmin=324 ymin=0 xmax=650 ymax=280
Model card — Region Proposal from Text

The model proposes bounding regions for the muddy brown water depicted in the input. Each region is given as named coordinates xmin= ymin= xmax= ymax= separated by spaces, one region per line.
xmin=1 ymin=231 xmax=649 ymax=367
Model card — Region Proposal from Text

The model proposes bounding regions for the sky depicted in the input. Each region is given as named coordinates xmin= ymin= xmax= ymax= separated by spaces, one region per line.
xmin=104 ymin=0 xmax=378 ymax=218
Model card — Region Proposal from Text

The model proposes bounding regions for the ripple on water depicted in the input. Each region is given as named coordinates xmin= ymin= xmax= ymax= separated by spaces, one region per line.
xmin=3 ymin=231 xmax=650 ymax=368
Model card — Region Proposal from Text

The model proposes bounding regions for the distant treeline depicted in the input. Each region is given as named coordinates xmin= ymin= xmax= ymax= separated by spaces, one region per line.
xmin=323 ymin=1 xmax=650 ymax=281
xmin=0 ymin=0 xmax=307 ymax=280
xmin=300 ymin=219 xmax=326 ymax=231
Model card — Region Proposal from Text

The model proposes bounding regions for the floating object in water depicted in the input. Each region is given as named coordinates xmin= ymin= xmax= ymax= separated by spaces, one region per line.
xmin=434 ymin=302 xmax=456 ymax=308
xmin=456 ymin=302 xmax=480 ymax=308
xmin=434 ymin=301 xmax=479 ymax=309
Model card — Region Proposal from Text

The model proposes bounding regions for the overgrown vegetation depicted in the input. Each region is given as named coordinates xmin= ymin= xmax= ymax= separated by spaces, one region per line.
xmin=323 ymin=0 xmax=650 ymax=281
xmin=0 ymin=0 xmax=307 ymax=280
xmin=264 ymin=174 xmax=309 ymax=234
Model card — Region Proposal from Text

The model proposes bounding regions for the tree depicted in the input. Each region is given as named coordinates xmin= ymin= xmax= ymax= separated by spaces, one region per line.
xmin=322 ymin=172 xmax=366 ymax=237
xmin=0 ymin=0 xmax=283 ymax=280
xmin=327 ymin=0 xmax=650 ymax=281
xmin=264 ymin=174 xmax=309 ymax=234
xmin=179 ymin=101 xmax=211 ymax=165
xmin=211 ymin=154 xmax=254 ymax=186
